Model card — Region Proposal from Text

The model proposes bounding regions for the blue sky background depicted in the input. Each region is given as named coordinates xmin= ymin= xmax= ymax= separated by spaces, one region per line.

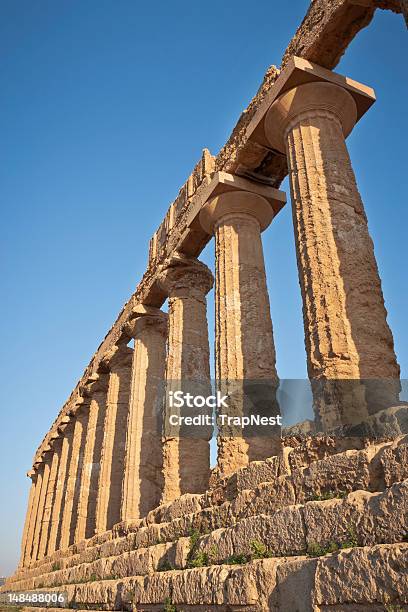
xmin=0 ymin=1 xmax=406 ymax=576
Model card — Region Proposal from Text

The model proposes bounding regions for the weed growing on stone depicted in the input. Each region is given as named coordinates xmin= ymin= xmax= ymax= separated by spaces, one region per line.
xmin=188 ymin=550 xmax=209 ymax=568
xmin=250 ymin=539 xmax=273 ymax=559
xmin=188 ymin=529 xmax=200 ymax=551
xmin=186 ymin=528 xmax=211 ymax=568
xmin=208 ymin=544 xmax=219 ymax=563
xmin=157 ymin=559 xmax=174 ymax=572
xmin=225 ymin=553 xmax=250 ymax=565
xmin=307 ymin=541 xmax=339 ymax=557
xmin=340 ymin=525 xmax=358 ymax=549
xmin=307 ymin=525 xmax=359 ymax=557
xmin=163 ymin=597 xmax=177 ymax=612
xmin=308 ymin=490 xmax=347 ymax=501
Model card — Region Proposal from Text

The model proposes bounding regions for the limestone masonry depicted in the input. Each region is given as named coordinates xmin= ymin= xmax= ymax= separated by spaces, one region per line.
xmin=2 ymin=1 xmax=407 ymax=610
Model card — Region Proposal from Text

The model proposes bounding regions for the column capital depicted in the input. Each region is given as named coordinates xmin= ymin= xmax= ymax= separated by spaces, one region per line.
xmin=80 ymin=372 xmax=109 ymax=397
xmin=199 ymin=190 xmax=274 ymax=235
xmin=98 ymin=343 xmax=133 ymax=372
xmin=157 ymin=252 xmax=213 ymax=299
xmin=123 ymin=304 xmax=168 ymax=339
xmin=264 ymin=81 xmax=358 ymax=153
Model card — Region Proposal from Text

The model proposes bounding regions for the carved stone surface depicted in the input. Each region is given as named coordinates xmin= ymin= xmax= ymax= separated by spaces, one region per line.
xmin=200 ymin=191 xmax=281 ymax=478
xmin=47 ymin=428 xmax=71 ymax=557
xmin=158 ymin=254 xmax=214 ymax=502
xmin=37 ymin=441 xmax=61 ymax=560
xmin=121 ymin=307 xmax=167 ymax=520
xmin=264 ymin=80 xmax=400 ymax=429
xmin=30 ymin=460 xmax=50 ymax=563
xmin=75 ymin=381 xmax=108 ymax=542
xmin=21 ymin=472 xmax=41 ymax=567
xmin=59 ymin=412 xmax=87 ymax=550
xmin=95 ymin=346 xmax=133 ymax=533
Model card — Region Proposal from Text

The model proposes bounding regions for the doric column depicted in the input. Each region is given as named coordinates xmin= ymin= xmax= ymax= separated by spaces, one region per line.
xmin=121 ymin=306 xmax=167 ymax=521
xmin=23 ymin=467 xmax=43 ymax=565
xmin=59 ymin=408 xmax=87 ymax=549
xmin=20 ymin=472 xmax=38 ymax=567
xmin=38 ymin=439 xmax=61 ymax=559
xmin=95 ymin=344 xmax=133 ymax=533
xmin=264 ymin=80 xmax=400 ymax=430
xmin=157 ymin=254 xmax=213 ymax=502
xmin=200 ymin=191 xmax=281 ymax=478
xmin=75 ymin=375 xmax=108 ymax=542
xmin=30 ymin=457 xmax=51 ymax=562
xmin=47 ymin=422 xmax=71 ymax=555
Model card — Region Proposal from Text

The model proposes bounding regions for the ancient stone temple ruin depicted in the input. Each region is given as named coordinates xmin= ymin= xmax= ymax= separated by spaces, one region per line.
xmin=2 ymin=1 xmax=407 ymax=610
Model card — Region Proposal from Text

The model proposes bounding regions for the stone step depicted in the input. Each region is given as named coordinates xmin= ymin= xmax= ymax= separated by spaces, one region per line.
xmin=6 ymin=436 xmax=407 ymax=589
xmin=10 ymin=543 xmax=408 ymax=611
xmin=6 ymin=480 xmax=408 ymax=593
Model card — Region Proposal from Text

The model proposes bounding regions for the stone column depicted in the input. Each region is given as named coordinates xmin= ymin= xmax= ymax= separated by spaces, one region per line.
xmin=30 ymin=457 xmax=51 ymax=562
xmin=200 ymin=191 xmax=281 ymax=478
xmin=59 ymin=408 xmax=87 ymax=550
xmin=38 ymin=439 xmax=61 ymax=559
xmin=157 ymin=254 xmax=213 ymax=502
xmin=47 ymin=422 xmax=72 ymax=555
xmin=95 ymin=344 xmax=133 ymax=533
xmin=264 ymin=80 xmax=400 ymax=430
xmin=23 ymin=467 xmax=43 ymax=566
xmin=121 ymin=306 xmax=167 ymax=521
xmin=75 ymin=375 xmax=108 ymax=542
xmin=19 ymin=473 xmax=38 ymax=567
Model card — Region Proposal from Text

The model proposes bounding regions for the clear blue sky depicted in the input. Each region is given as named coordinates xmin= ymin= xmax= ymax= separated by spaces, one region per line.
xmin=0 ymin=1 xmax=406 ymax=576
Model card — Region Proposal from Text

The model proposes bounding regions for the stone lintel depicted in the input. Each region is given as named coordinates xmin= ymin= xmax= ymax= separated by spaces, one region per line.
xmin=245 ymin=56 xmax=376 ymax=150
xmin=178 ymin=171 xmax=286 ymax=254
xmin=129 ymin=304 xmax=165 ymax=319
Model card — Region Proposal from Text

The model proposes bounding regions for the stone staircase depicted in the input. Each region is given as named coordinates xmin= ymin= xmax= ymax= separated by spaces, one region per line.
xmin=3 ymin=435 xmax=408 ymax=611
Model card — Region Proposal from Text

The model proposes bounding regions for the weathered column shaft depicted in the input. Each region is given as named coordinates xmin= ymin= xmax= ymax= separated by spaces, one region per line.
xmin=59 ymin=411 xmax=87 ymax=549
xmin=47 ymin=427 xmax=71 ymax=555
xmin=158 ymin=255 xmax=213 ymax=502
xmin=200 ymin=191 xmax=281 ymax=477
xmin=20 ymin=474 xmax=38 ymax=567
xmin=265 ymin=80 xmax=400 ymax=429
xmin=95 ymin=345 xmax=132 ymax=533
xmin=24 ymin=468 xmax=43 ymax=565
xmin=38 ymin=441 xmax=61 ymax=559
xmin=30 ymin=459 xmax=51 ymax=562
xmin=121 ymin=307 xmax=167 ymax=521
xmin=75 ymin=384 xmax=107 ymax=541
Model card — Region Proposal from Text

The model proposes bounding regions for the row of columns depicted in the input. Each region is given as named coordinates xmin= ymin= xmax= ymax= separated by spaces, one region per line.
xmin=19 ymin=73 xmax=400 ymax=568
